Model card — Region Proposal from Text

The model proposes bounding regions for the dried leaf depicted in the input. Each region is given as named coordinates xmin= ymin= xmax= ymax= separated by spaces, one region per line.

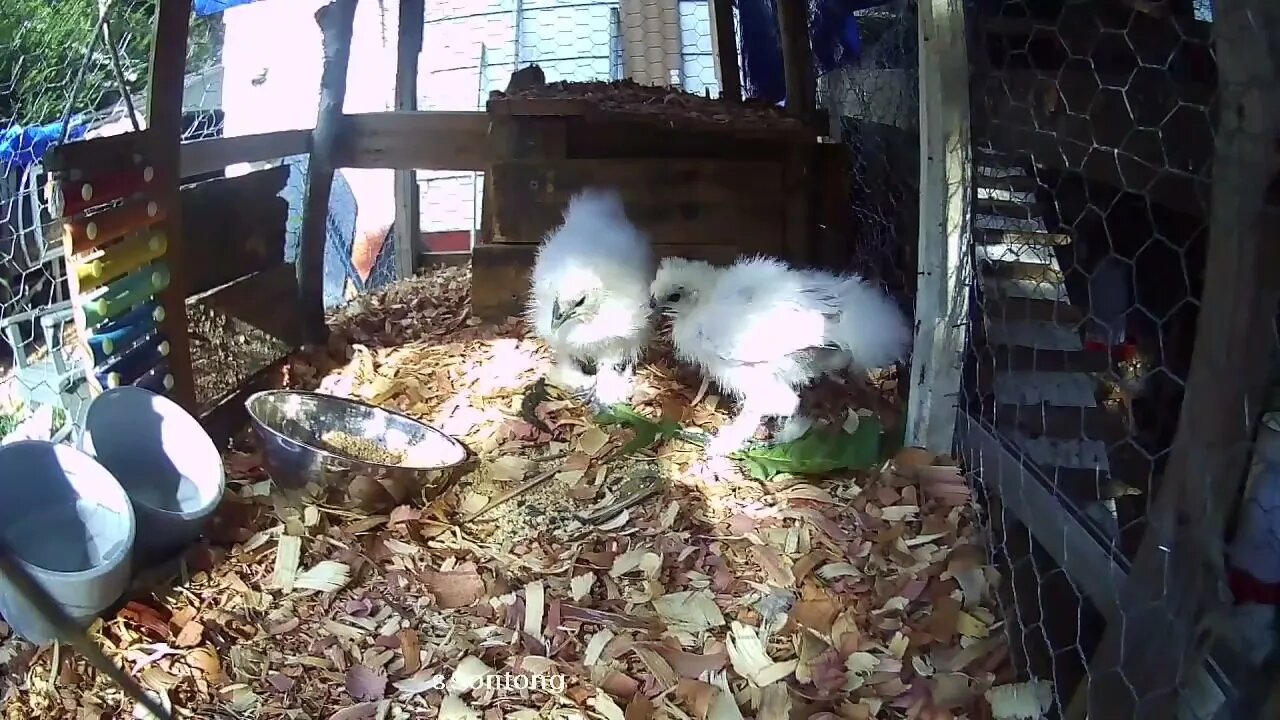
xmin=653 ymin=591 xmax=726 ymax=633
xmin=423 ymin=564 xmax=486 ymax=608
xmin=295 ymin=561 xmax=352 ymax=592
xmin=724 ymin=621 xmax=797 ymax=687
xmin=345 ymin=664 xmax=388 ymax=701
xmin=986 ymin=681 xmax=1053 ymax=720
xmin=571 ymin=572 xmax=597 ymax=601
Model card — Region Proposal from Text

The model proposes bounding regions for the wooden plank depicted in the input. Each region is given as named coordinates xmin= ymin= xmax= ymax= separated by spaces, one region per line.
xmin=906 ymin=0 xmax=972 ymax=454
xmin=393 ymin=0 xmax=425 ymax=281
xmin=199 ymin=357 xmax=288 ymax=451
xmin=145 ymin=0 xmax=197 ymax=412
xmin=812 ymin=141 xmax=854 ymax=270
xmin=958 ymin=411 xmax=1123 ymax=621
xmin=776 ymin=0 xmax=816 ymax=121
xmin=708 ymin=0 xmax=742 ymax=102
xmin=197 ymin=263 xmax=304 ymax=349
xmin=334 ymin=111 xmax=489 ymax=170
xmin=982 ymin=259 xmax=1064 ymax=283
xmin=181 ymin=166 xmax=291 ymax=297
xmin=471 ymin=242 xmax=741 ymax=322
xmin=1081 ymin=2 xmax=1280 ymax=716
xmin=298 ymin=0 xmax=358 ymax=343
xmin=488 ymin=160 xmax=788 ymax=254
xmin=487 ymin=97 xmax=593 ymax=117
xmin=994 ymin=403 xmax=1128 ymax=442
xmin=179 ymin=129 xmax=311 ymax=178
xmin=975 ymin=228 xmax=1072 ymax=246
xmin=984 ymin=297 xmax=1083 ymax=324
xmin=994 ymin=346 xmax=1110 ymax=373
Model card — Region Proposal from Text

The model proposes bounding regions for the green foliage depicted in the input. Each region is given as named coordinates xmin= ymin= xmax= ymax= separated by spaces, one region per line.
xmin=0 ymin=0 xmax=223 ymax=126
xmin=592 ymin=403 xmax=885 ymax=481
xmin=735 ymin=416 xmax=883 ymax=482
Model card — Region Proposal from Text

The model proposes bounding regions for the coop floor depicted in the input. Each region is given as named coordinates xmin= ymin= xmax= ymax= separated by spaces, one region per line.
xmin=0 ymin=265 xmax=1018 ymax=719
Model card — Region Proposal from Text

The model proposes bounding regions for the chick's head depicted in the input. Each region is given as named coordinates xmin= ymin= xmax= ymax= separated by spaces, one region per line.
xmin=650 ymin=257 xmax=717 ymax=315
xmin=545 ymin=264 xmax=611 ymax=331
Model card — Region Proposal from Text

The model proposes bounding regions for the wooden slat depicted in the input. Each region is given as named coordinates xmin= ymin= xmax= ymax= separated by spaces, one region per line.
xmin=199 ymin=356 xmax=288 ymax=450
xmin=777 ymin=0 xmax=816 ymax=121
xmin=994 ymin=346 xmax=1110 ymax=373
xmin=977 ymin=197 xmax=1040 ymax=221
xmin=488 ymin=159 xmax=787 ymax=253
xmin=392 ymin=0 xmax=425 ymax=280
xmin=487 ymin=97 xmax=593 ymax=117
xmin=975 ymin=228 xmax=1072 ymax=246
xmin=298 ymin=0 xmax=358 ymax=343
xmin=179 ymin=129 xmax=310 ymax=178
xmin=142 ymin=0 xmax=196 ymax=411
xmin=708 ymin=0 xmax=742 ymax=102
xmin=471 ymin=241 xmax=742 ymax=322
xmin=994 ymin=403 xmax=1127 ymax=442
xmin=982 ymin=259 xmax=1064 ymax=283
xmin=958 ymin=412 xmax=1123 ymax=620
xmin=64 ymin=197 xmax=164 ymax=255
xmin=181 ymin=166 xmax=291 ymax=297
xmin=983 ymin=296 xmax=1084 ymax=324
xmin=197 ymin=263 xmax=304 ymax=349
xmin=333 ymin=111 xmax=489 ymax=171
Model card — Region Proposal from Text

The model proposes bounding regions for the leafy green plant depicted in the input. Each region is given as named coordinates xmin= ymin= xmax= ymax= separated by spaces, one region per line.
xmin=592 ymin=404 xmax=884 ymax=480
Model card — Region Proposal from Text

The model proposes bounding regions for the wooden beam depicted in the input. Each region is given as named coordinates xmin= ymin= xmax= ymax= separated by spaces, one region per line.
xmin=906 ymin=0 xmax=973 ymax=455
xmin=181 ymin=166 xmax=291 ymax=296
xmin=776 ymin=0 xmax=815 ymax=120
xmin=707 ymin=0 xmax=741 ymax=102
xmin=332 ymin=111 xmax=490 ymax=170
xmin=958 ymin=411 xmax=1124 ymax=620
xmin=178 ymin=129 xmax=310 ymax=178
xmin=1080 ymin=2 xmax=1280 ymax=717
xmin=146 ymin=0 xmax=197 ymax=413
xmin=392 ymin=0 xmax=425 ymax=280
xmin=298 ymin=0 xmax=358 ymax=344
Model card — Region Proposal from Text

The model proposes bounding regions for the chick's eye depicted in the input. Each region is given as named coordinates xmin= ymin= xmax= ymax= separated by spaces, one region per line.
xmin=665 ymin=291 xmax=682 ymax=304
xmin=572 ymin=297 xmax=586 ymax=308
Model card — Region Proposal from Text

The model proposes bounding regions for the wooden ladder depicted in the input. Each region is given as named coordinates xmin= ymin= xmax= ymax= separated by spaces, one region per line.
xmin=968 ymin=147 xmax=1145 ymax=541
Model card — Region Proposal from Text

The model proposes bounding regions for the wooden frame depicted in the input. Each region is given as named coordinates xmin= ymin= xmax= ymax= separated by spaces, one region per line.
xmin=392 ymin=0 xmax=425 ymax=280
xmin=907 ymin=0 xmax=972 ymax=454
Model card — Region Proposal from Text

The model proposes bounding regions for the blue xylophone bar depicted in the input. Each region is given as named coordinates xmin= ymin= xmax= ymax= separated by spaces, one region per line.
xmin=95 ymin=333 xmax=170 ymax=388
xmin=133 ymin=361 xmax=174 ymax=395
xmin=86 ymin=301 xmax=165 ymax=366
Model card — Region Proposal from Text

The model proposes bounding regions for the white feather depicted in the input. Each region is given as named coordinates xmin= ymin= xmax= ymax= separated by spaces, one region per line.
xmin=527 ymin=188 xmax=656 ymax=405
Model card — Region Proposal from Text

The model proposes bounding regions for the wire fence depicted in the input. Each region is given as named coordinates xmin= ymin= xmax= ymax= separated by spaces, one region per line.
xmin=958 ymin=0 xmax=1280 ymax=715
xmin=816 ymin=0 xmax=919 ymax=306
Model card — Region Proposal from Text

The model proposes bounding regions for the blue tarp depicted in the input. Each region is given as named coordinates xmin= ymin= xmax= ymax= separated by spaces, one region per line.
xmin=194 ymin=0 xmax=262 ymax=16
xmin=0 ymin=119 xmax=88 ymax=172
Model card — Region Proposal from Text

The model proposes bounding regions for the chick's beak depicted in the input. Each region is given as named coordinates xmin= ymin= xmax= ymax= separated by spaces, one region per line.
xmin=648 ymin=296 xmax=658 ymax=312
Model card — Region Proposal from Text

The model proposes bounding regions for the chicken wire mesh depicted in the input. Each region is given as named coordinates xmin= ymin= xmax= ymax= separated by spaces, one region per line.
xmin=957 ymin=0 xmax=1280 ymax=715
xmin=416 ymin=0 xmax=737 ymax=261
xmin=815 ymin=0 xmax=919 ymax=305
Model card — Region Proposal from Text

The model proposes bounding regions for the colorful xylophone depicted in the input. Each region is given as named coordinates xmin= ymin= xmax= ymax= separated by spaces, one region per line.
xmin=49 ymin=142 xmax=177 ymax=398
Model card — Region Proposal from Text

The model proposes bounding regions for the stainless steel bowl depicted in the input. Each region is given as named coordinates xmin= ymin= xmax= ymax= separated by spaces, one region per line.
xmin=245 ymin=390 xmax=471 ymax=512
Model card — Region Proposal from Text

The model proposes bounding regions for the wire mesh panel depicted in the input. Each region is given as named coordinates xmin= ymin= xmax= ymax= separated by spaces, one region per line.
xmin=815 ymin=0 xmax=920 ymax=303
xmin=416 ymin=0 xmax=734 ymax=261
xmin=958 ymin=0 xmax=1280 ymax=715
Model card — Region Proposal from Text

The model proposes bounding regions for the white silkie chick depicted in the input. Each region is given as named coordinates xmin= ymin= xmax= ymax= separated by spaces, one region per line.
xmin=651 ymin=255 xmax=910 ymax=457
xmin=527 ymin=188 xmax=656 ymax=409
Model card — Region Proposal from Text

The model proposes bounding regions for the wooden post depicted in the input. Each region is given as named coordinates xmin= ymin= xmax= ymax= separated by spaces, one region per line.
xmin=393 ymin=0 xmax=424 ymax=279
xmin=1078 ymin=1 xmax=1280 ymax=717
xmin=147 ymin=0 xmax=197 ymax=412
xmin=297 ymin=0 xmax=358 ymax=344
xmin=775 ymin=0 xmax=814 ymax=120
xmin=905 ymin=0 xmax=972 ymax=454
xmin=708 ymin=0 xmax=741 ymax=101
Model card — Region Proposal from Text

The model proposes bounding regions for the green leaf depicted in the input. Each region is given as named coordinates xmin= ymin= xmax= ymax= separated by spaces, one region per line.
xmin=735 ymin=415 xmax=883 ymax=481
xmin=592 ymin=404 xmax=707 ymax=454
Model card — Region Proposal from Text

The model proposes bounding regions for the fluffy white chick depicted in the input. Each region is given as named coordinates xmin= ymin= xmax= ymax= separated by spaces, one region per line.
xmin=527 ymin=188 xmax=655 ymax=409
xmin=652 ymin=256 xmax=833 ymax=455
xmin=651 ymin=255 xmax=910 ymax=456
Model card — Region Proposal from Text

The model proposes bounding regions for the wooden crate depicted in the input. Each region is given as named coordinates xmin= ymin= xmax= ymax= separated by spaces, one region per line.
xmin=472 ymin=98 xmax=846 ymax=321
